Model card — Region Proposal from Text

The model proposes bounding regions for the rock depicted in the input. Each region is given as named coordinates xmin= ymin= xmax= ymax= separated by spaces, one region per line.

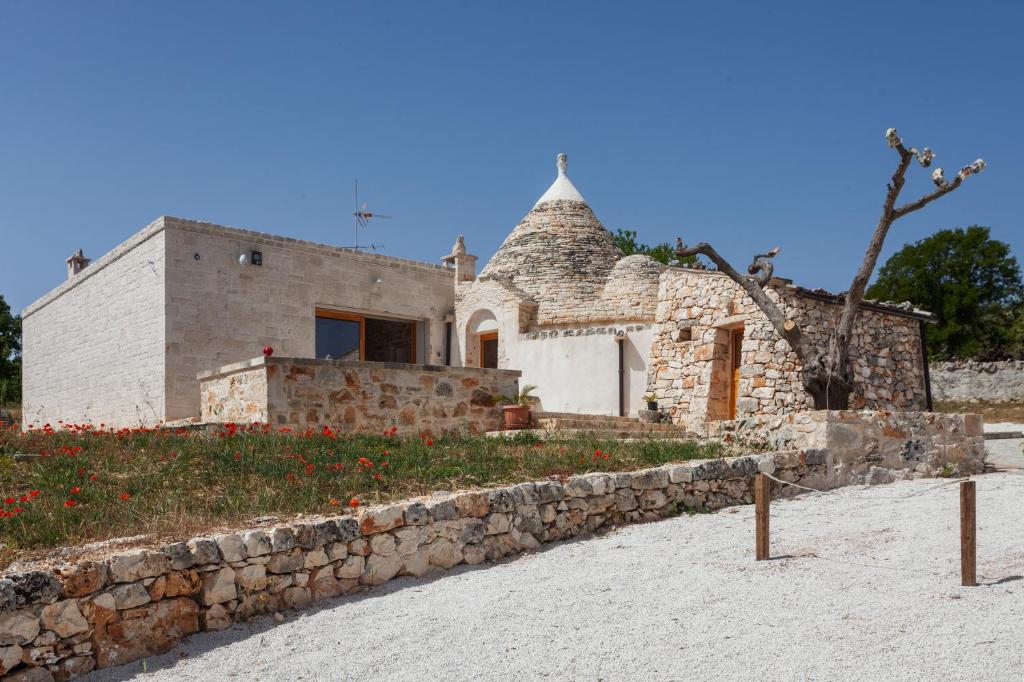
xmin=513 ymin=531 xmax=541 ymax=551
xmin=147 ymin=575 xmax=167 ymax=602
xmin=164 ymin=570 xmax=202 ymax=597
xmin=51 ymin=561 xmax=106 ymax=600
xmin=266 ymin=549 xmax=304 ymax=574
xmin=460 ymin=519 xmax=485 ymax=545
xmin=638 ymin=489 xmax=667 ymax=510
xmin=335 ymin=555 xmax=365 ymax=580
xmin=309 ymin=568 xmax=341 ymax=600
xmin=348 ymin=539 xmax=370 ymax=556
xmin=614 ymin=489 xmax=637 ymax=512
xmin=92 ymin=598 xmax=199 ymax=668
xmin=399 ymin=551 xmax=430 ymax=577
xmin=360 ymin=553 xmax=402 ymax=586
xmin=200 ymin=567 xmax=237 ymax=606
xmin=303 ymin=549 xmax=329 ymax=569
xmin=214 ymin=534 xmax=247 ymax=562
xmin=534 ymin=481 xmax=564 ymax=503
xmin=54 ymin=654 xmax=96 ymax=678
xmin=629 ymin=468 xmax=670 ymax=490
xmin=668 ymin=465 xmax=693 ymax=484
xmin=403 ymin=502 xmax=429 ymax=526
xmin=0 ymin=611 xmax=39 ymax=646
xmin=486 ymin=488 xmax=515 ymax=512
xmin=463 ymin=544 xmax=486 ymax=565
xmin=236 ymin=593 xmax=278 ymax=621
xmin=427 ymin=539 xmax=463 ymax=569
xmin=358 ymin=505 xmax=405 ymax=535
xmin=0 ymin=644 xmax=23 ymax=674
xmin=4 ymin=666 xmax=54 ymax=682
xmin=106 ymin=551 xmax=171 ymax=584
xmin=453 ymin=492 xmax=489 ymax=518
xmin=7 ymin=572 xmax=61 ymax=607
xmin=110 ymin=582 xmax=150 ymax=610
xmin=243 ymin=531 xmax=273 ymax=557
xmin=484 ymin=513 xmax=510 ymax=535
xmin=327 ymin=542 xmax=348 ymax=562
xmin=866 ymin=466 xmax=894 ymax=485
xmin=293 ymin=573 xmax=309 ymax=588
xmin=369 ymin=534 xmax=397 ymax=557
xmin=0 ymin=580 xmax=14 ymax=612
xmin=201 ymin=604 xmax=231 ymax=632
xmin=293 ymin=521 xmax=335 ymax=549
xmin=161 ymin=542 xmax=195 ymax=570
xmin=235 ymin=565 xmax=267 ymax=592
xmin=281 ymin=587 xmax=311 ymax=610
xmin=335 ymin=517 xmax=360 ymax=542
xmin=187 ymin=538 xmax=221 ymax=565
xmin=426 ymin=497 xmax=458 ymax=521
xmin=270 ymin=526 xmax=296 ymax=552
xmin=266 ymin=574 xmax=293 ymax=594
xmin=273 ymin=611 xmax=285 ymax=623
xmin=39 ymin=599 xmax=89 ymax=638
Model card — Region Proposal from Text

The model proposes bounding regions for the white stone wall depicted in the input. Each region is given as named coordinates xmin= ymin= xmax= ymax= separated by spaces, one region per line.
xmin=21 ymin=223 xmax=167 ymax=427
xmin=162 ymin=218 xmax=456 ymax=421
xmin=929 ymin=360 xmax=1024 ymax=403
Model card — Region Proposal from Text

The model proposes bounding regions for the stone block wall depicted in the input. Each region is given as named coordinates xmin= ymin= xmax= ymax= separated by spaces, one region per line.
xmin=649 ymin=269 xmax=929 ymax=429
xmin=0 ymin=412 xmax=985 ymax=679
xmin=704 ymin=410 xmax=985 ymax=482
xmin=929 ymin=360 xmax=1024 ymax=403
xmin=200 ymin=357 xmax=520 ymax=435
xmin=21 ymin=223 xmax=167 ymax=428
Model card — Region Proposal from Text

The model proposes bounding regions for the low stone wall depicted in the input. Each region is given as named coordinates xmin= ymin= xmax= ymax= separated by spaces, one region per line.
xmin=704 ymin=410 xmax=984 ymax=481
xmin=930 ymin=360 xmax=1024 ymax=403
xmin=199 ymin=357 xmax=521 ymax=435
xmin=0 ymin=416 xmax=985 ymax=679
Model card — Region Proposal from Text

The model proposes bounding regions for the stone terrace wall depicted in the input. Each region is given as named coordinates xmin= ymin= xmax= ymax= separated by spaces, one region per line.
xmin=704 ymin=410 xmax=984 ymax=482
xmin=0 ymin=414 xmax=985 ymax=679
xmin=650 ymin=269 xmax=928 ymax=429
xmin=930 ymin=360 xmax=1024 ymax=403
xmin=200 ymin=357 xmax=520 ymax=436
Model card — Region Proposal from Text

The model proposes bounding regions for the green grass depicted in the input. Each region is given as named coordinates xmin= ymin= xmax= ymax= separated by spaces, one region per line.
xmin=0 ymin=422 xmax=724 ymax=568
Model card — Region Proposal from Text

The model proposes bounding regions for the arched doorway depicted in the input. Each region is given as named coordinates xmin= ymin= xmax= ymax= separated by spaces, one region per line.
xmin=467 ymin=310 xmax=499 ymax=369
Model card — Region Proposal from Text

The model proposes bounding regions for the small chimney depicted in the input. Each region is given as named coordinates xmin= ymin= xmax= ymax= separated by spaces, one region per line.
xmin=66 ymin=249 xmax=90 ymax=279
xmin=441 ymin=235 xmax=477 ymax=283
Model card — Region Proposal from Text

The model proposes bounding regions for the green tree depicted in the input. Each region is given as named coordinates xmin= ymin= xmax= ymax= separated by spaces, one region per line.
xmin=612 ymin=229 xmax=698 ymax=266
xmin=0 ymin=295 xmax=21 ymax=404
xmin=866 ymin=226 xmax=1024 ymax=359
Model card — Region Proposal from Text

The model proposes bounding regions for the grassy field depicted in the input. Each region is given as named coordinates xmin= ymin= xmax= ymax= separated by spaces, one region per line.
xmin=0 ymin=421 xmax=723 ymax=569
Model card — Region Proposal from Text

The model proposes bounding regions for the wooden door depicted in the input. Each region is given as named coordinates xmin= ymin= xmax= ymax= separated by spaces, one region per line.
xmin=479 ymin=332 xmax=499 ymax=369
xmin=728 ymin=327 xmax=743 ymax=419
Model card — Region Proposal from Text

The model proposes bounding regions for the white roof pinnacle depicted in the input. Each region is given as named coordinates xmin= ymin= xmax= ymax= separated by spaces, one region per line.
xmin=533 ymin=153 xmax=586 ymax=207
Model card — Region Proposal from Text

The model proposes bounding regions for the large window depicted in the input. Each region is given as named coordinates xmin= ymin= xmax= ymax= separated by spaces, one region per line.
xmin=315 ymin=309 xmax=416 ymax=363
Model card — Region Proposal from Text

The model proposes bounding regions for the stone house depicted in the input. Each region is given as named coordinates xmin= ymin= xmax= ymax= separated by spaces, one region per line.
xmin=21 ymin=154 xmax=933 ymax=430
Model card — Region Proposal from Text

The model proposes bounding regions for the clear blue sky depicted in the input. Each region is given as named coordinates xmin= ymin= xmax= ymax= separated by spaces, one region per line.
xmin=2 ymin=1 xmax=1021 ymax=314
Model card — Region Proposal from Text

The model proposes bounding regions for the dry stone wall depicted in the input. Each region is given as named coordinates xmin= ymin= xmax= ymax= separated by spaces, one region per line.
xmin=200 ymin=357 xmax=520 ymax=436
xmin=650 ymin=269 xmax=929 ymax=429
xmin=0 ymin=410 xmax=984 ymax=680
xmin=929 ymin=360 xmax=1024 ymax=403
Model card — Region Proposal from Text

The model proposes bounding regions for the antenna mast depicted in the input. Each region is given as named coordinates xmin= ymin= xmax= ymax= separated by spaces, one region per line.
xmin=349 ymin=179 xmax=391 ymax=251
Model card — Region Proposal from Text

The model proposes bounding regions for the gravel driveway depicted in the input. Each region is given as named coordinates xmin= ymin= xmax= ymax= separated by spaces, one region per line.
xmin=87 ymin=471 xmax=1024 ymax=682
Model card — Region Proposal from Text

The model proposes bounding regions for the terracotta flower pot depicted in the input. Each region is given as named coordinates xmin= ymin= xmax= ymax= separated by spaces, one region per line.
xmin=502 ymin=405 xmax=532 ymax=430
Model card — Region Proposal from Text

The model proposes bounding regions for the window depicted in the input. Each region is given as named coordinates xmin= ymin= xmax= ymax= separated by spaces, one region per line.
xmin=315 ymin=309 xmax=417 ymax=363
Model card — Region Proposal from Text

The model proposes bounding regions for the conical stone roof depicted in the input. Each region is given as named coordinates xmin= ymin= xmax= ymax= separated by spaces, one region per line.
xmin=480 ymin=154 xmax=623 ymax=324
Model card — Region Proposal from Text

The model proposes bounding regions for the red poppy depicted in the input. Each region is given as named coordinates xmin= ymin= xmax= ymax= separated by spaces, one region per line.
xmin=70 ymin=486 xmax=81 ymax=494
xmin=118 ymin=492 xmax=131 ymax=501
xmin=348 ymin=498 xmax=359 ymax=508
xmin=88 ymin=474 xmax=98 ymax=482
xmin=329 ymin=498 xmax=339 ymax=506
xmin=64 ymin=500 xmax=76 ymax=508
xmin=19 ymin=495 xmax=28 ymax=503
xmin=426 ymin=439 xmax=434 ymax=446
xmin=3 ymin=498 xmax=13 ymax=505
xmin=373 ymin=473 xmax=382 ymax=480
xmin=29 ymin=490 xmax=40 ymax=497
xmin=233 ymin=453 xmax=242 ymax=461
xmin=12 ymin=507 xmax=23 ymax=514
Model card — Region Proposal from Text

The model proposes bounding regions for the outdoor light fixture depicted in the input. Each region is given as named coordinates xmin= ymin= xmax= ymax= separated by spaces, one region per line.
xmin=238 ymin=253 xmax=248 ymax=266
xmin=251 ymin=250 xmax=263 ymax=266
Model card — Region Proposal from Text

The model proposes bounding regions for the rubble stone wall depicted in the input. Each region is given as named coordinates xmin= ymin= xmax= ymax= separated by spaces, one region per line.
xmin=199 ymin=357 xmax=520 ymax=436
xmin=0 ymin=410 xmax=984 ymax=679
xmin=929 ymin=360 xmax=1024 ymax=403
xmin=649 ymin=269 xmax=929 ymax=429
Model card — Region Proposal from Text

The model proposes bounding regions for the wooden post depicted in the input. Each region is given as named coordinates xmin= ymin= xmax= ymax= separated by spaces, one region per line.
xmin=960 ymin=480 xmax=976 ymax=587
xmin=755 ymin=473 xmax=770 ymax=561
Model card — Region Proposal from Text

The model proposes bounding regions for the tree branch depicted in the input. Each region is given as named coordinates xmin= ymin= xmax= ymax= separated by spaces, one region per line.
xmin=892 ymin=176 xmax=963 ymax=219
xmin=675 ymin=240 xmax=808 ymax=358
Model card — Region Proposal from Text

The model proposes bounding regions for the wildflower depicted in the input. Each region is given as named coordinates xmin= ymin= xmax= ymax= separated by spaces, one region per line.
xmin=373 ymin=473 xmax=382 ymax=480
xmin=426 ymin=439 xmax=434 ymax=446
xmin=19 ymin=495 xmax=28 ymax=503
xmin=233 ymin=453 xmax=242 ymax=461
xmin=119 ymin=492 xmax=131 ymax=501
xmin=329 ymin=498 xmax=339 ymax=506
xmin=12 ymin=507 xmax=23 ymax=514
xmin=64 ymin=500 xmax=76 ymax=508
xmin=3 ymin=498 xmax=13 ymax=505
xmin=286 ymin=472 xmax=297 ymax=483
xmin=88 ymin=474 xmax=98 ymax=482
xmin=29 ymin=490 xmax=40 ymax=497
xmin=348 ymin=498 xmax=359 ymax=508
xmin=70 ymin=486 xmax=81 ymax=494
xmin=323 ymin=425 xmax=335 ymax=438
xmin=305 ymin=463 xmax=315 ymax=476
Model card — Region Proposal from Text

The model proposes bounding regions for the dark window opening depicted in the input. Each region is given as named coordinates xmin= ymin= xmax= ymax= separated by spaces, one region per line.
xmin=315 ymin=309 xmax=416 ymax=363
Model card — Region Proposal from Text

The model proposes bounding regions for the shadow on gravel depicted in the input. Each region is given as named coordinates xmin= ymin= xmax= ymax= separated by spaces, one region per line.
xmin=983 ymin=575 xmax=1022 ymax=586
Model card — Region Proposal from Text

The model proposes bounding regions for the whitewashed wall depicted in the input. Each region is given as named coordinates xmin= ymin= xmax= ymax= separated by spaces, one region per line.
xmin=21 ymin=223 xmax=167 ymax=427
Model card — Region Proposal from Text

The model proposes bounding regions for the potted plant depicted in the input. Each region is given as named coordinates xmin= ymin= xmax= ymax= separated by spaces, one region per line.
xmin=644 ymin=393 xmax=658 ymax=411
xmin=495 ymin=384 xmax=538 ymax=430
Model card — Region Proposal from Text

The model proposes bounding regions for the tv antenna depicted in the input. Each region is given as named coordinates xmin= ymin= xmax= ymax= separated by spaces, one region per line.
xmin=348 ymin=179 xmax=390 ymax=251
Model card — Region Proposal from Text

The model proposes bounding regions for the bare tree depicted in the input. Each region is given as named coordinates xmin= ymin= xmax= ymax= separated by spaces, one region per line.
xmin=676 ymin=129 xmax=986 ymax=409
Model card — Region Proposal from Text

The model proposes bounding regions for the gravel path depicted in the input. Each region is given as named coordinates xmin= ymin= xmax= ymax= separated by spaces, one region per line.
xmin=88 ymin=472 xmax=1024 ymax=682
